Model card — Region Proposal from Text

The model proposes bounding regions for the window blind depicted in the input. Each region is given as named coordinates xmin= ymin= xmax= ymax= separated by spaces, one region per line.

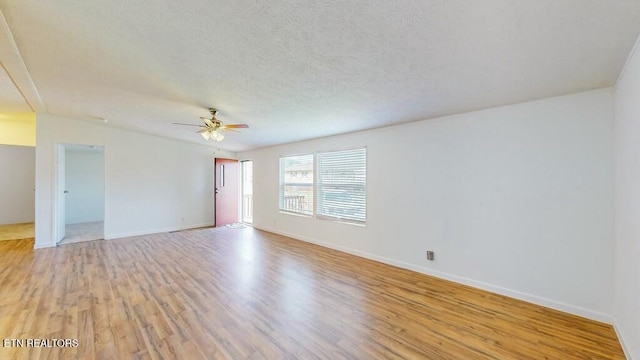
xmin=316 ymin=148 xmax=366 ymax=223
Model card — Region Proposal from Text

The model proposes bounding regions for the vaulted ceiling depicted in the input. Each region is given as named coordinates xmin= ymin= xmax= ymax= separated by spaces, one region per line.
xmin=1 ymin=1 xmax=639 ymax=151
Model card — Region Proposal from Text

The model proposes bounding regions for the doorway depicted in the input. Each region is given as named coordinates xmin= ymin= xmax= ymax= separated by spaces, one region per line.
xmin=0 ymin=144 xmax=35 ymax=241
xmin=241 ymin=160 xmax=253 ymax=224
xmin=214 ymin=158 xmax=239 ymax=227
xmin=55 ymin=144 xmax=105 ymax=245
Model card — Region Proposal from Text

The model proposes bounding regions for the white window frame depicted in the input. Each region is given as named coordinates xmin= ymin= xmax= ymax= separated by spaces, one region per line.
xmin=279 ymin=148 xmax=367 ymax=226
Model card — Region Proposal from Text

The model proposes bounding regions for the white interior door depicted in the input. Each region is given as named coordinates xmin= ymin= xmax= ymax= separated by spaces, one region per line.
xmin=56 ymin=144 xmax=66 ymax=243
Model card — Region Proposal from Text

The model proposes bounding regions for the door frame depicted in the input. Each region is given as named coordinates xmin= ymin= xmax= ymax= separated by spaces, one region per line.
xmin=53 ymin=144 xmax=66 ymax=244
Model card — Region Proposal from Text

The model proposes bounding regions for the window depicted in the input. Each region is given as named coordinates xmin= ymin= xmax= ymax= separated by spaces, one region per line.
xmin=280 ymin=154 xmax=314 ymax=215
xmin=241 ymin=160 xmax=253 ymax=224
xmin=317 ymin=148 xmax=366 ymax=223
xmin=279 ymin=149 xmax=367 ymax=224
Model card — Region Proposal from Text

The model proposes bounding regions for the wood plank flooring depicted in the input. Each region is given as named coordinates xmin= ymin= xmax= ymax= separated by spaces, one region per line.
xmin=0 ymin=223 xmax=34 ymax=241
xmin=0 ymin=227 xmax=625 ymax=359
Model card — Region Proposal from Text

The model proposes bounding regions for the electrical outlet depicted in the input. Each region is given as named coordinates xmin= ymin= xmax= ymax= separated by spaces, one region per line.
xmin=426 ymin=251 xmax=435 ymax=261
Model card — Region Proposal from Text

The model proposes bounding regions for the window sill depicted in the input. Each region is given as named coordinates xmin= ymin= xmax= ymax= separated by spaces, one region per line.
xmin=316 ymin=215 xmax=366 ymax=227
xmin=279 ymin=210 xmax=313 ymax=218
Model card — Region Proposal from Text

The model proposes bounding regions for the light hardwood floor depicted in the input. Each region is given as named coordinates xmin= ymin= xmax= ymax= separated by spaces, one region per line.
xmin=0 ymin=227 xmax=625 ymax=359
xmin=0 ymin=222 xmax=34 ymax=241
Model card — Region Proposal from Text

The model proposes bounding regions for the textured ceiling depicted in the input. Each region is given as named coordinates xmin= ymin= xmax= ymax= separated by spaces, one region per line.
xmin=0 ymin=0 xmax=639 ymax=151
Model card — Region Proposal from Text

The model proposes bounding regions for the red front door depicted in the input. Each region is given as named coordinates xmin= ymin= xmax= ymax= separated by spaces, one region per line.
xmin=214 ymin=158 xmax=239 ymax=227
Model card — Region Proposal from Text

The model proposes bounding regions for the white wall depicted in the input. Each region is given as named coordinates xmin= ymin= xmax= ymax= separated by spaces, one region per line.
xmin=240 ymin=89 xmax=615 ymax=322
xmin=0 ymin=113 xmax=36 ymax=146
xmin=613 ymin=37 xmax=640 ymax=358
xmin=0 ymin=144 xmax=35 ymax=225
xmin=65 ymin=149 xmax=105 ymax=224
xmin=35 ymin=114 xmax=235 ymax=248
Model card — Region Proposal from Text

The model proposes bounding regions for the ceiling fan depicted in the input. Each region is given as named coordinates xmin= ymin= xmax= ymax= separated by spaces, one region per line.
xmin=173 ymin=108 xmax=249 ymax=142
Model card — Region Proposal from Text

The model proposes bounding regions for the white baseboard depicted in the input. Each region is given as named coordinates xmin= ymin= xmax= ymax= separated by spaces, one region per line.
xmin=34 ymin=241 xmax=55 ymax=249
xmin=614 ymin=321 xmax=633 ymax=360
xmin=105 ymin=222 xmax=214 ymax=240
xmin=254 ymin=225 xmax=614 ymax=324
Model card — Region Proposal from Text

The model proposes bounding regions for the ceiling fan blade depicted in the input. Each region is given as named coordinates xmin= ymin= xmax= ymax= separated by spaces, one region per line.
xmin=197 ymin=128 xmax=210 ymax=134
xmin=222 ymin=124 xmax=249 ymax=129
xmin=173 ymin=122 xmax=205 ymax=127
xmin=200 ymin=117 xmax=215 ymax=128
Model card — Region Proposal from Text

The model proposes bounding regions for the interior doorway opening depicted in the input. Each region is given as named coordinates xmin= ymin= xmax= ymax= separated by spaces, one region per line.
xmin=0 ymin=144 xmax=35 ymax=242
xmin=241 ymin=160 xmax=253 ymax=224
xmin=55 ymin=144 xmax=105 ymax=245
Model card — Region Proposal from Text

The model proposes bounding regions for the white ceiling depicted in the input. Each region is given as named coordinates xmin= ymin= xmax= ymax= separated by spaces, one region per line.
xmin=0 ymin=66 xmax=29 ymax=114
xmin=0 ymin=1 xmax=639 ymax=152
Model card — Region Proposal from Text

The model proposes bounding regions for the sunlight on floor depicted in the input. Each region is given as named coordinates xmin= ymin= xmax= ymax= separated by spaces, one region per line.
xmin=0 ymin=222 xmax=34 ymax=241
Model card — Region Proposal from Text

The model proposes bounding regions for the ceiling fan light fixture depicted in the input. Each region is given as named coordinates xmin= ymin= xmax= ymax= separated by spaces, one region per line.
xmin=201 ymin=131 xmax=211 ymax=140
xmin=211 ymin=131 xmax=224 ymax=141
